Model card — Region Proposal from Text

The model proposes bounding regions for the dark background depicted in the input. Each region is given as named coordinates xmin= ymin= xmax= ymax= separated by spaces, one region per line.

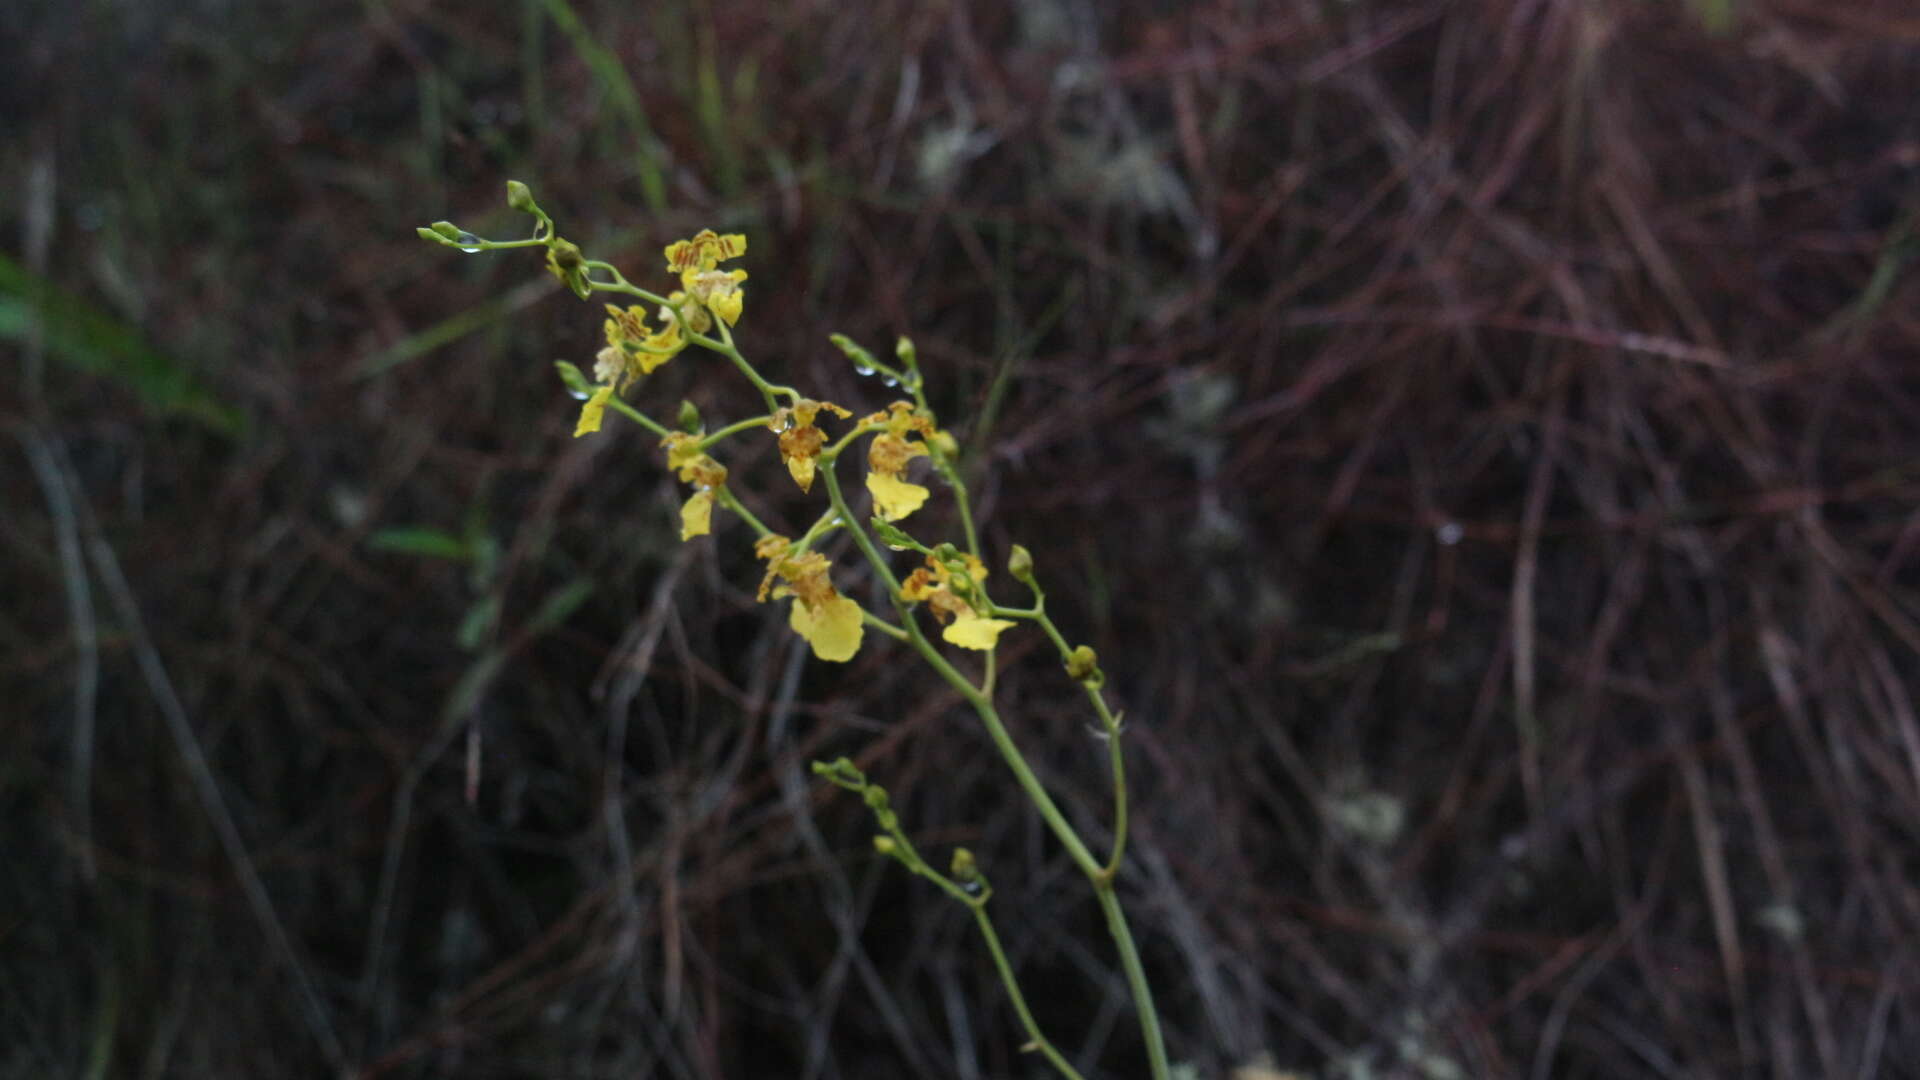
xmin=6 ymin=1 xmax=1920 ymax=1077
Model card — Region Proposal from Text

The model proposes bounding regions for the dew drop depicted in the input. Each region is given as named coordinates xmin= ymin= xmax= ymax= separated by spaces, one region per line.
xmin=881 ymin=375 xmax=899 ymax=388
xmin=455 ymin=231 xmax=484 ymax=253
xmin=854 ymin=364 xmax=875 ymax=377
xmin=566 ymin=386 xmax=592 ymax=401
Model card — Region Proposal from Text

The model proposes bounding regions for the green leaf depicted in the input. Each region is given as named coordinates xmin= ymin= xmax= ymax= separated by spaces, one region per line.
xmin=0 ymin=251 xmax=244 ymax=436
xmin=367 ymin=527 xmax=472 ymax=561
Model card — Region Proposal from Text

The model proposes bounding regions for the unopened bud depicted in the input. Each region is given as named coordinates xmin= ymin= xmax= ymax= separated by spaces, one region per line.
xmin=554 ymin=361 xmax=592 ymax=396
xmin=430 ymin=221 xmax=462 ymax=240
xmin=895 ymin=336 xmax=917 ymax=367
xmin=811 ymin=757 xmax=866 ymax=789
xmin=949 ymin=847 xmax=977 ymax=881
xmin=547 ymin=239 xmax=591 ymax=299
xmin=829 ymin=332 xmax=878 ymax=372
xmin=871 ymin=518 xmax=915 ymax=552
xmin=872 ymin=835 xmax=898 ymax=856
xmin=1007 ymin=544 xmax=1034 ymax=585
xmin=678 ymin=399 xmax=702 ymax=433
xmin=505 ymin=179 xmax=535 ymax=212
xmin=1066 ymin=645 xmax=1101 ymax=685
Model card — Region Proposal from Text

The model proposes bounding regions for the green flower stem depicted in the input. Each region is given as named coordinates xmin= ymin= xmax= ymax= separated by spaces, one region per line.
xmin=932 ymin=453 xmax=982 ymax=560
xmin=712 ymin=484 xmax=769 ymax=537
xmin=791 ymin=507 xmax=844 ymax=554
xmin=818 ymin=465 xmax=1097 ymax=878
xmin=970 ymin=902 xmax=1089 ymax=1080
xmin=714 ymin=322 xmax=799 ymax=412
xmin=821 ymin=422 xmax=887 ymax=462
xmin=861 ymin=610 xmax=909 ymax=641
xmin=819 ymin=458 xmax=1167 ymax=1080
xmin=581 ymin=261 xmax=671 ymax=307
xmin=989 ymin=599 xmax=1131 ymax=873
xmin=699 ymin=414 xmax=777 ymax=450
xmin=1100 ymin=707 xmax=1129 ymax=876
xmin=1094 ymin=883 xmax=1167 ymax=1078
xmin=607 ymin=396 xmax=669 ymax=438
xmin=850 ymin=778 xmax=1086 ymax=1080
xmin=818 ymin=462 xmax=907 ymax=599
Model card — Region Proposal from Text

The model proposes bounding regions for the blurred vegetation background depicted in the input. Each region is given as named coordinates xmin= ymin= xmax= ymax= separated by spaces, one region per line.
xmin=7 ymin=1 xmax=1920 ymax=1077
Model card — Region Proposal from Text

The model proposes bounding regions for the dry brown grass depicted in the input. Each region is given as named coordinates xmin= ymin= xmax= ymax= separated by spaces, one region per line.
xmin=6 ymin=0 xmax=1920 ymax=1076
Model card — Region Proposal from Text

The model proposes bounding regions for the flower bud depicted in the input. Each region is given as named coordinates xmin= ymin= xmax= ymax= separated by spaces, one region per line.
xmin=1007 ymin=544 xmax=1034 ymax=586
xmin=895 ymin=335 xmax=917 ymax=367
xmin=430 ymin=221 xmax=463 ymax=240
xmin=949 ymin=846 xmax=977 ymax=881
xmin=505 ymin=179 xmax=535 ymax=212
xmin=829 ymin=332 xmax=878 ymax=373
xmin=678 ymin=399 xmax=702 ymax=433
xmin=872 ymin=835 xmax=898 ymax=856
xmin=871 ymin=518 xmax=916 ymax=551
xmin=1066 ymin=645 xmax=1102 ymax=685
xmin=546 ymin=239 xmax=591 ymax=299
xmin=811 ymin=756 xmax=866 ymax=789
xmin=553 ymin=361 xmax=593 ymax=396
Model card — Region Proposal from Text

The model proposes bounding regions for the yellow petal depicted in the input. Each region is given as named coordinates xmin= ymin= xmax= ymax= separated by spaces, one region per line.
xmin=786 ymin=452 xmax=817 ymax=494
xmin=790 ymin=595 xmax=864 ymax=662
xmin=867 ymin=472 xmax=930 ymax=521
xmin=711 ymin=288 xmax=744 ymax=326
xmin=574 ymin=384 xmax=614 ymax=437
xmin=944 ymin=612 xmax=1016 ymax=651
xmin=680 ymin=489 xmax=714 ymax=541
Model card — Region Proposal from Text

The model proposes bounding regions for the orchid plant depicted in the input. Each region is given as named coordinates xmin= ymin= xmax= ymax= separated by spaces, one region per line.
xmin=418 ymin=182 xmax=1168 ymax=1080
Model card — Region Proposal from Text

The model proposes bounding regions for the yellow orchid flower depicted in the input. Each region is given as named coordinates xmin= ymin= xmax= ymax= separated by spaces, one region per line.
xmin=897 ymin=552 xmax=1009 ymax=651
xmin=862 ymin=402 xmax=938 ymax=521
xmin=659 ymin=433 xmax=728 ymax=541
xmin=659 ymin=290 xmax=711 ymax=337
xmin=754 ymin=536 xmax=865 ymax=662
xmin=663 ymin=229 xmax=747 ymax=274
xmin=603 ymin=304 xmax=685 ymax=377
xmin=663 ymin=230 xmax=751 ymax=326
xmin=688 ymin=268 xmax=748 ymax=327
xmin=771 ymin=399 xmax=852 ymax=493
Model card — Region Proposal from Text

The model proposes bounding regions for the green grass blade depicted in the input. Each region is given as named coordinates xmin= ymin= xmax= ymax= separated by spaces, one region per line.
xmin=0 ymin=252 xmax=245 ymax=436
